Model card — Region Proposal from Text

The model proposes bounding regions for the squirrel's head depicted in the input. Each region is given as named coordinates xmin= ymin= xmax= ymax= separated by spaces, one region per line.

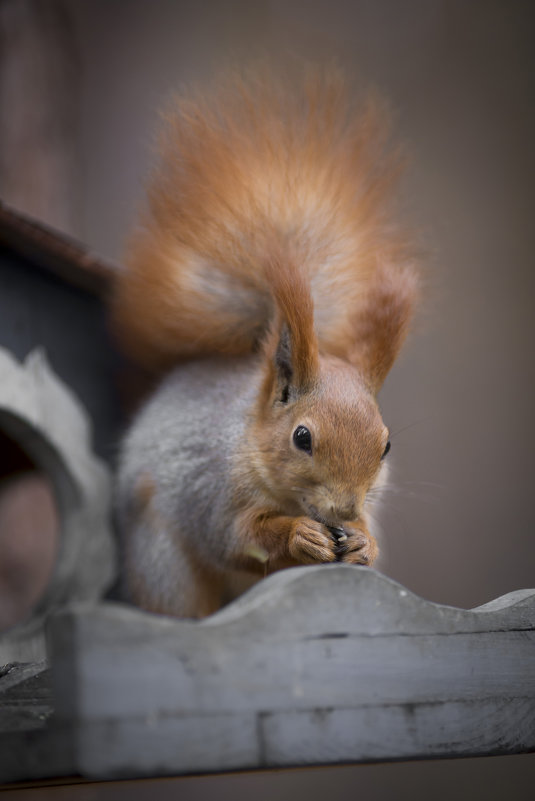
xmin=252 ymin=342 xmax=390 ymax=527
xmin=251 ymin=323 xmax=391 ymax=528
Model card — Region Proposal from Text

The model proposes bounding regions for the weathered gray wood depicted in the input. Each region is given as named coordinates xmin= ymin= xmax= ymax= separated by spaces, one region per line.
xmin=0 ymin=207 xmax=124 ymax=663
xmin=0 ymin=347 xmax=115 ymax=663
xmin=0 ymin=661 xmax=51 ymax=733
xmin=46 ymin=566 xmax=535 ymax=779
xmin=0 ymin=661 xmax=74 ymax=784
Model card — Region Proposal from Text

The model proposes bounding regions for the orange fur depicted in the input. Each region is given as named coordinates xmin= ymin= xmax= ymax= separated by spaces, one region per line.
xmin=111 ymin=65 xmax=419 ymax=382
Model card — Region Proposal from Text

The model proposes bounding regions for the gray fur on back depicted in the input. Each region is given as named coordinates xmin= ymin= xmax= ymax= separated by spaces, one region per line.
xmin=117 ymin=355 xmax=262 ymax=539
xmin=116 ymin=356 xmax=263 ymax=602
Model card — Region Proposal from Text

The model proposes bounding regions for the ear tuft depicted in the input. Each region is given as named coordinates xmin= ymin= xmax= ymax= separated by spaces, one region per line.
xmin=271 ymin=324 xmax=298 ymax=405
xmin=274 ymin=324 xmax=293 ymax=392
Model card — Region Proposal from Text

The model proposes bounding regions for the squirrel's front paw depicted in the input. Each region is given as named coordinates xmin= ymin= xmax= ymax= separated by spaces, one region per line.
xmin=289 ymin=517 xmax=337 ymax=564
xmin=339 ymin=522 xmax=378 ymax=566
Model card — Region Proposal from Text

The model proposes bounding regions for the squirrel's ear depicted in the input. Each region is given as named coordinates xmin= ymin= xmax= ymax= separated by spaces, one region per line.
xmin=274 ymin=324 xmax=294 ymax=403
xmin=262 ymin=316 xmax=319 ymax=405
xmin=260 ymin=252 xmax=320 ymax=404
xmin=348 ymin=263 xmax=419 ymax=393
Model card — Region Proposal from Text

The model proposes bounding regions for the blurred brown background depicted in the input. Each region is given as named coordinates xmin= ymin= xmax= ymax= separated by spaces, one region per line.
xmin=1 ymin=0 xmax=534 ymax=795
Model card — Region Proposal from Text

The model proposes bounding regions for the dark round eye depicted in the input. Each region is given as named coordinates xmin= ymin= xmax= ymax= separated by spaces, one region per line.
xmin=293 ymin=425 xmax=312 ymax=454
xmin=381 ymin=440 xmax=391 ymax=460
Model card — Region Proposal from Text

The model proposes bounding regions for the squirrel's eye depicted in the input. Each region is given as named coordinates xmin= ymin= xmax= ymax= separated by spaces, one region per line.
xmin=381 ymin=440 xmax=391 ymax=460
xmin=293 ymin=425 xmax=312 ymax=455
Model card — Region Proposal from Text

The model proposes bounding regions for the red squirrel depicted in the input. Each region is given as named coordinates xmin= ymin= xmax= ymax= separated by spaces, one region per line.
xmin=112 ymin=66 xmax=420 ymax=619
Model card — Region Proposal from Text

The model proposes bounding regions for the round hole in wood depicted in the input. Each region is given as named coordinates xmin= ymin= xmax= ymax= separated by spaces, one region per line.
xmin=0 ymin=428 xmax=60 ymax=631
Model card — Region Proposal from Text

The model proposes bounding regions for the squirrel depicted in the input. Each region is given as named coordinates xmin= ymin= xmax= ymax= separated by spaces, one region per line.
xmin=112 ymin=66 xmax=420 ymax=619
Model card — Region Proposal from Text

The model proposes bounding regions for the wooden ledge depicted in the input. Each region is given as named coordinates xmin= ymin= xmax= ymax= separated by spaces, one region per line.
xmin=41 ymin=566 xmax=535 ymax=780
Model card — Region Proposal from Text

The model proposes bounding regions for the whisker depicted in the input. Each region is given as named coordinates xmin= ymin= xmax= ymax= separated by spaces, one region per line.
xmin=388 ymin=417 xmax=434 ymax=440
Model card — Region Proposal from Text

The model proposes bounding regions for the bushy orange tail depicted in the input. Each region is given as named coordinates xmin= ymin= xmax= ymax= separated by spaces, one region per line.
xmin=111 ymin=65 xmax=419 ymax=382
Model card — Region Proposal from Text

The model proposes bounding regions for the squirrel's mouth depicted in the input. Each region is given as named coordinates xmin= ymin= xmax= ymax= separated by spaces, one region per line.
xmin=305 ymin=503 xmax=349 ymax=544
xmin=304 ymin=502 xmax=328 ymax=525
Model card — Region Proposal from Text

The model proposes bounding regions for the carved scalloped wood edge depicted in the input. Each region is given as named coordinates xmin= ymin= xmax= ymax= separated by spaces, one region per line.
xmin=202 ymin=564 xmax=535 ymax=634
xmin=40 ymin=565 xmax=535 ymax=780
xmin=0 ymin=346 xmax=115 ymax=664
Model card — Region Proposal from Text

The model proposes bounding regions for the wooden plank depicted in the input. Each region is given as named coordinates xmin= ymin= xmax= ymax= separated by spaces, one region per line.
xmin=46 ymin=565 xmax=535 ymax=779
xmin=0 ymin=201 xmax=117 ymax=298
xmin=0 ymin=662 xmax=72 ymax=784
xmin=0 ymin=661 xmax=51 ymax=733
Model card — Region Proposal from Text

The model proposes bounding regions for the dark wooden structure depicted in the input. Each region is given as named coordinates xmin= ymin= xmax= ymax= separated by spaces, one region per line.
xmin=0 ymin=202 xmax=124 ymax=776
xmin=0 ymin=200 xmax=123 ymax=459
